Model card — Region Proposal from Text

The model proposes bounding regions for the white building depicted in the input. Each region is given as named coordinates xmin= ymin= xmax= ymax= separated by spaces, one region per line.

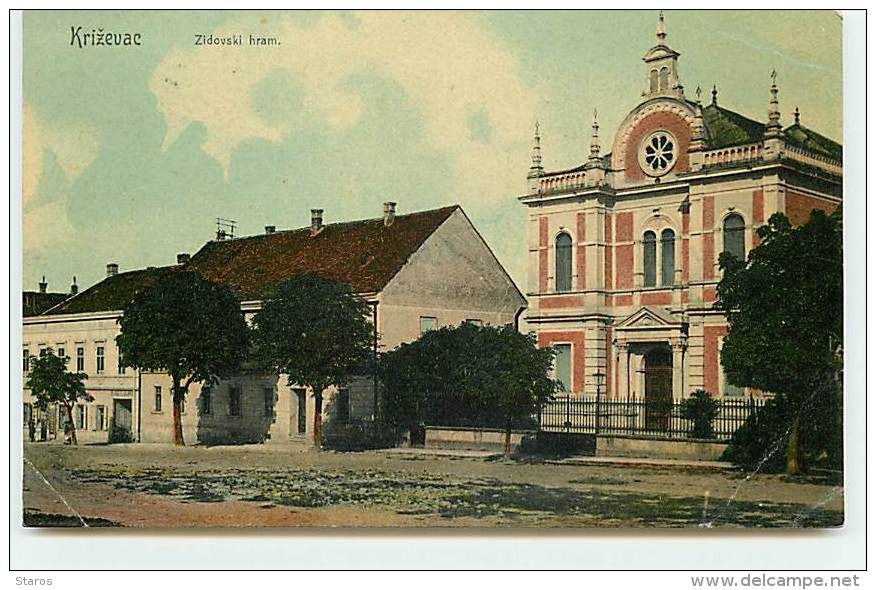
xmin=23 ymin=203 xmax=525 ymax=445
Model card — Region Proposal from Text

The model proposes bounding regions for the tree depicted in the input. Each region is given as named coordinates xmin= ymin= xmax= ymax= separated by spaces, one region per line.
xmin=380 ymin=323 xmax=557 ymax=455
xmin=117 ymin=270 xmax=249 ymax=446
xmin=715 ymin=208 xmax=842 ymax=474
xmin=250 ymin=273 xmax=374 ymax=447
xmin=26 ymin=349 xmax=92 ymax=445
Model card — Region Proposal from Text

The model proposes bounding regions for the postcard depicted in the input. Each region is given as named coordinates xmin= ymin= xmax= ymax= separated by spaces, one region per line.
xmin=19 ymin=9 xmax=844 ymax=531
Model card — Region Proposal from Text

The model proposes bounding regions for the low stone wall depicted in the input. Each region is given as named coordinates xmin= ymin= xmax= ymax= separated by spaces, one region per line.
xmin=596 ymin=435 xmax=728 ymax=462
xmin=424 ymin=426 xmax=531 ymax=451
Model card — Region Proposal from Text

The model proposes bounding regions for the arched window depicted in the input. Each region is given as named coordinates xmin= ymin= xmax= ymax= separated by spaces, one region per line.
xmin=659 ymin=67 xmax=670 ymax=92
xmin=723 ymin=214 xmax=746 ymax=261
xmin=643 ymin=231 xmax=657 ymax=287
xmin=660 ymin=228 xmax=675 ymax=286
xmin=555 ymin=233 xmax=573 ymax=293
xmin=649 ymin=69 xmax=658 ymax=93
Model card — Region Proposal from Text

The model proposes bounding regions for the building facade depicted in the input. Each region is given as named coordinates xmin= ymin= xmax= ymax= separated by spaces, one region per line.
xmin=521 ymin=15 xmax=842 ymax=408
xmin=23 ymin=204 xmax=525 ymax=446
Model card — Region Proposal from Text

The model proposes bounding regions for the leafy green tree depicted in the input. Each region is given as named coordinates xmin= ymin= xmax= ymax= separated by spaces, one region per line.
xmin=380 ymin=323 xmax=557 ymax=455
xmin=26 ymin=349 xmax=92 ymax=445
xmin=250 ymin=273 xmax=374 ymax=447
xmin=716 ymin=209 xmax=842 ymax=474
xmin=679 ymin=389 xmax=720 ymax=439
xmin=117 ymin=271 xmax=250 ymax=446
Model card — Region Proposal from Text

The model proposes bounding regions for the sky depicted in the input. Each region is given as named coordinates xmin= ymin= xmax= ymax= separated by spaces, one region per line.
xmin=21 ymin=10 xmax=842 ymax=294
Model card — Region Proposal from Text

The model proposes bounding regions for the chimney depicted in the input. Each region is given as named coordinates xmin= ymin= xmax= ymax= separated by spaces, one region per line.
xmin=383 ymin=201 xmax=397 ymax=227
xmin=106 ymin=263 xmax=119 ymax=277
xmin=39 ymin=276 xmax=47 ymax=294
xmin=265 ymin=225 xmax=276 ymax=234
xmin=177 ymin=253 xmax=191 ymax=265
xmin=310 ymin=209 xmax=324 ymax=236
xmin=70 ymin=277 xmax=78 ymax=295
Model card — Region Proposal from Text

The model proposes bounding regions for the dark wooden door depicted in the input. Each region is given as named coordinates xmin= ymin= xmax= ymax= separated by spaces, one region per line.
xmin=112 ymin=399 xmax=133 ymax=442
xmin=644 ymin=347 xmax=673 ymax=431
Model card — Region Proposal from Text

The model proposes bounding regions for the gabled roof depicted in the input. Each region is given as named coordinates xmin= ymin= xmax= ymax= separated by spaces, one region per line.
xmin=43 ymin=266 xmax=180 ymax=316
xmin=189 ymin=205 xmax=458 ymax=301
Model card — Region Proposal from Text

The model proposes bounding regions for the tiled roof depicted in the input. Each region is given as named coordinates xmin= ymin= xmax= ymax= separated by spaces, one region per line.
xmin=702 ymin=104 xmax=766 ymax=149
xmin=189 ymin=205 xmax=459 ymax=300
xmin=41 ymin=205 xmax=459 ymax=316
xmin=23 ymin=291 xmax=70 ymax=317
xmin=783 ymin=124 xmax=842 ymax=161
xmin=44 ymin=266 xmax=180 ymax=316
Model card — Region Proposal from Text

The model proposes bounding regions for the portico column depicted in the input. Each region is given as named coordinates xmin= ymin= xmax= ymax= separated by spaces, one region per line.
xmin=616 ymin=342 xmax=630 ymax=399
xmin=671 ymin=339 xmax=686 ymax=401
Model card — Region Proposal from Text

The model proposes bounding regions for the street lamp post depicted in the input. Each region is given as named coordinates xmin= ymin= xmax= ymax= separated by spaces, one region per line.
xmin=593 ymin=371 xmax=606 ymax=434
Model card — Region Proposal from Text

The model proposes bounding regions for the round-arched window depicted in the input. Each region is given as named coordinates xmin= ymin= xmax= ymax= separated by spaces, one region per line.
xmin=639 ymin=130 xmax=678 ymax=177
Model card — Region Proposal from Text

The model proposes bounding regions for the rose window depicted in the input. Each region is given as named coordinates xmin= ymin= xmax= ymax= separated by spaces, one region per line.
xmin=639 ymin=131 xmax=678 ymax=176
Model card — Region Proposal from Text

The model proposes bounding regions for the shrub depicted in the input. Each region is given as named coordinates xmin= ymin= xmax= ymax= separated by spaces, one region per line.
xmin=321 ymin=418 xmax=404 ymax=452
xmin=680 ymin=389 xmax=720 ymax=439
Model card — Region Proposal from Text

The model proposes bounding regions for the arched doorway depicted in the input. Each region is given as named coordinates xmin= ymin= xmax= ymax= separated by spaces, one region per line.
xmin=644 ymin=345 xmax=672 ymax=431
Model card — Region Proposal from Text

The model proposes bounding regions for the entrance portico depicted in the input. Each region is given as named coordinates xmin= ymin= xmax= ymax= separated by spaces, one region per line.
xmin=614 ymin=306 xmax=688 ymax=401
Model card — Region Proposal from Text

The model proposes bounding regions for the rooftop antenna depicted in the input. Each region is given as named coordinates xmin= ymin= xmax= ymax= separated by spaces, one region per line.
xmin=216 ymin=217 xmax=237 ymax=241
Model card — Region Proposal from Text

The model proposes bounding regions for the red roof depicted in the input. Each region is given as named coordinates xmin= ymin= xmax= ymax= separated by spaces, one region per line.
xmin=189 ymin=205 xmax=459 ymax=300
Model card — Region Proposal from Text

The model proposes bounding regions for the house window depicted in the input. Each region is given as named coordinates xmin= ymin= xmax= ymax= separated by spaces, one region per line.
xmin=660 ymin=228 xmax=675 ymax=286
xmin=723 ymin=214 xmax=746 ymax=261
xmin=229 ymin=385 xmax=241 ymax=416
xmin=96 ymin=346 xmax=105 ymax=374
xmin=95 ymin=405 xmax=106 ymax=430
xmin=200 ymin=387 xmax=212 ymax=415
xmin=643 ymin=231 xmax=657 ymax=287
xmin=649 ymin=69 xmax=658 ymax=93
xmin=555 ymin=232 xmax=573 ymax=293
xmin=76 ymin=347 xmax=85 ymax=372
xmin=154 ymin=386 xmax=162 ymax=412
xmin=75 ymin=405 xmax=86 ymax=430
xmin=335 ymin=387 xmax=350 ymax=424
xmin=118 ymin=347 xmax=126 ymax=374
xmin=263 ymin=387 xmax=274 ymax=418
xmin=39 ymin=347 xmax=47 ymax=357
xmin=554 ymin=344 xmax=572 ymax=393
xmin=23 ymin=348 xmax=29 ymax=373
xmin=659 ymin=66 xmax=670 ymax=92
xmin=465 ymin=319 xmax=483 ymax=327
xmin=56 ymin=345 xmax=66 ymax=365
xmin=419 ymin=316 xmax=437 ymax=335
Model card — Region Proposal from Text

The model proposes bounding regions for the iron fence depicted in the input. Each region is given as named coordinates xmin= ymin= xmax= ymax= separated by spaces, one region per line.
xmin=537 ymin=395 xmax=765 ymax=441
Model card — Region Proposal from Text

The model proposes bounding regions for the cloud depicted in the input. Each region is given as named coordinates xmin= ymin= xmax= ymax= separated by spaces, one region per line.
xmin=22 ymin=103 xmax=100 ymax=250
xmin=149 ymin=12 xmax=538 ymax=207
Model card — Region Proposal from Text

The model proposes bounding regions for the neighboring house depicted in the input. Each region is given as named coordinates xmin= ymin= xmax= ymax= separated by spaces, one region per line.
xmin=22 ymin=277 xmax=73 ymax=317
xmin=23 ymin=204 xmax=526 ymax=445
xmin=520 ymin=15 xmax=841 ymax=410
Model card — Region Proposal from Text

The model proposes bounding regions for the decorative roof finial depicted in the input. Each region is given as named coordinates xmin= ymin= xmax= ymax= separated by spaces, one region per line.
xmin=767 ymin=69 xmax=781 ymax=132
xmin=529 ymin=120 xmax=543 ymax=175
xmin=711 ymin=84 xmax=718 ymax=105
xmin=794 ymin=106 xmax=800 ymax=125
xmin=589 ymin=108 xmax=601 ymax=161
xmin=656 ymin=10 xmax=666 ymax=43
xmin=695 ymin=85 xmax=702 ymax=104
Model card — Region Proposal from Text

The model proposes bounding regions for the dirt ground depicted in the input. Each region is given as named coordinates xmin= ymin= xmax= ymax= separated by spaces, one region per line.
xmin=21 ymin=442 xmax=844 ymax=529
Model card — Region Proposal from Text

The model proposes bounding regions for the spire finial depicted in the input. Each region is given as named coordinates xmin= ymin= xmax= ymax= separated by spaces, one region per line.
xmin=695 ymin=85 xmax=702 ymax=103
xmin=794 ymin=106 xmax=800 ymax=125
xmin=589 ymin=108 xmax=601 ymax=161
xmin=656 ymin=10 xmax=666 ymax=43
xmin=529 ymin=120 xmax=543 ymax=175
xmin=711 ymin=84 xmax=718 ymax=105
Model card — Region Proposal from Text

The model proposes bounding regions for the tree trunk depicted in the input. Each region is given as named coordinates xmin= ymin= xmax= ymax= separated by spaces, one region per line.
xmin=313 ymin=389 xmax=323 ymax=449
xmin=172 ymin=375 xmax=185 ymax=446
xmin=65 ymin=403 xmax=77 ymax=445
xmin=504 ymin=418 xmax=512 ymax=457
xmin=786 ymin=415 xmax=801 ymax=475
